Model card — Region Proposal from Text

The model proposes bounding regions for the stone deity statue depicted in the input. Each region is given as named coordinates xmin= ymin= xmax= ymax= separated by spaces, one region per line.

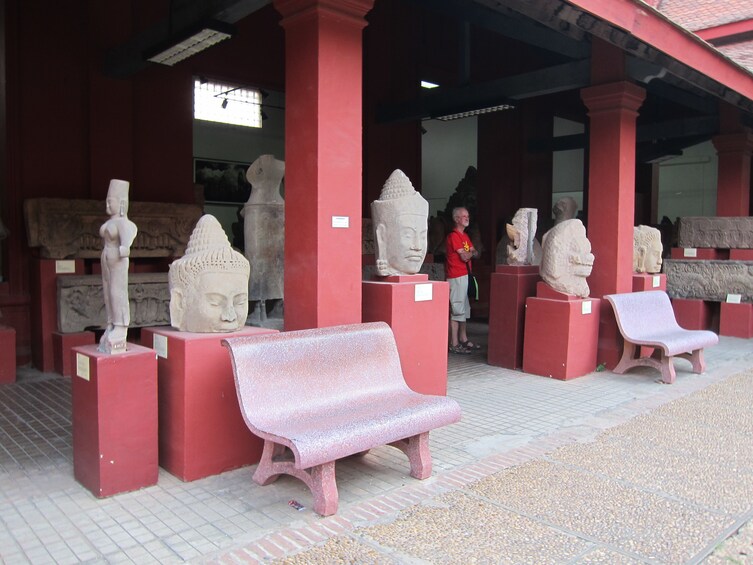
xmin=633 ymin=225 xmax=663 ymax=273
xmin=242 ymin=154 xmax=285 ymax=324
xmin=505 ymin=207 xmax=542 ymax=266
xmin=169 ymin=214 xmax=250 ymax=333
xmin=371 ymin=169 xmax=429 ymax=276
xmin=552 ymin=196 xmax=578 ymax=225
xmin=540 ymin=219 xmax=594 ymax=298
xmin=98 ymin=180 xmax=138 ymax=354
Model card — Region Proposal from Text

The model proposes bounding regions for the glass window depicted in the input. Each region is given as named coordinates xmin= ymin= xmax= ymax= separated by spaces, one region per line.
xmin=194 ymin=79 xmax=262 ymax=128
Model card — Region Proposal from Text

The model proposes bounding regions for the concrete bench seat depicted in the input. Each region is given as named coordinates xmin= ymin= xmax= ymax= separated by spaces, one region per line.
xmin=604 ymin=290 xmax=719 ymax=384
xmin=222 ymin=321 xmax=461 ymax=516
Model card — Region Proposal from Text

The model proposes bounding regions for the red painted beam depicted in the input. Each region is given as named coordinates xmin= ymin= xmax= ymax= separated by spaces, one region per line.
xmin=696 ymin=19 xmax=753 ymax=43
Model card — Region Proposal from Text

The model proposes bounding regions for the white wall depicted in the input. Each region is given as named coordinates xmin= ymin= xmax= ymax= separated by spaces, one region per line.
xmin=656 ymin=141 xmax=717 ymax=221
xmin=551 ymin=117 xmax=585 ymax=217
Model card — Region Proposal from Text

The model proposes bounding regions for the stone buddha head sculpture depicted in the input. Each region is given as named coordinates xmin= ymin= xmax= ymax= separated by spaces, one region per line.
xmin=552 ymin=196 xmax=578 ymax=225
xmin=371 ymin=169 xmax=429 ymax=277
xmin=169 ymin=214 xmax=250 ymax=332
xmin=633 ymin=225 xmax=663 ymax=274
xmin=506 ymin=207 xmax=541 ymax=266
xmin=540 ymin=219 xmax=594 ymax=298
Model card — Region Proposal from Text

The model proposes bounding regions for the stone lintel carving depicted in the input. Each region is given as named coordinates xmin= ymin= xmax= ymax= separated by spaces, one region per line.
xmin=57 ymin=273 xmax=170 ymax=333
xmin=677 ymin=217 xmax=753 ymax=249
xmin=665 ymin=259 xmax=753 ymax=303
xmin=24 ymin=198 xmax=202 ymax=259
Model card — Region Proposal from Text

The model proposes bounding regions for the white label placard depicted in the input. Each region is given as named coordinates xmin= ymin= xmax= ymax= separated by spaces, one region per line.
xmin=331 ymin=216 xmax=349 ymax=228
xmin=414 ymin=283 xmax=433 ymax=302
xmin=581 ymin=300 xmax=592 ymax=315
xmin=55 ymin=260 xmax=76 ymax=274
xmin=684 ymin=248 xmax=698 ymax=258
xmin=153 ymin=334 xmax=168 ymax=358
xmin=726 ymin=293 xmax=742 ymax=304
xmin=76 ymin=353 xmax=90 ymax=381
xmin=652 ymin=275 xmax=661 ymax=288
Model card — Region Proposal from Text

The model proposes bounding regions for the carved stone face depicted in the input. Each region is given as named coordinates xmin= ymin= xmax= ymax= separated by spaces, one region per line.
xmin=377 ymin=212 xmax=428 ymax=275
xmin=633 ymin=225 xmax=663 ymax=273
xmin=540 ymin=219 xmax=594 ymax=297
xmin=176 ymin=271 xmax=248 ymax=333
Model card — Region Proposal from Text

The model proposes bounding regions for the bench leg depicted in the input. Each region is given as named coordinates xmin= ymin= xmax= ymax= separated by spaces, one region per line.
xmin=614 ymin=341 xmax=677 ymax=384
xmin=677 ymin=348 xmax=706 ymax=375
xmin=310 ymin=462 xmax=338 ymax=516
xmin=390 ymin=432 xmax=432 ymax=479
xmin=659 ymin=354 xmax=676 ymax=385
xmin=253 ymin=440 xmax=288 ymax=486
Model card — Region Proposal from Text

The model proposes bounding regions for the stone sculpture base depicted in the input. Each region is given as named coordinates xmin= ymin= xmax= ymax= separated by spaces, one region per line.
xmin=720 ymin=302 xmax=753 ymax=338
xmin=632 ymin=273 xmax=666 ymax=292
xmin=72 ymin=343 xmax=158 ymax=497
xmin=30 ymin=258 xmax=85 ymax=372
xmin=362 ymin=275 xmax=450 ymax=395
xmin=488 ymin=265 xmax=540 ymax=369
xmin=0 ymin=325 xmax=16 ymax=383
xmin=141 ymin=326 xmax=277 ymax=481
xmin=53 ymin=331 xmax=95 ymax=377
xmin=670 ymin=248 xmax=728 ymax=260
xmin=523 ymin=283 xmax=599 ymax=380
xmin=671 ymin=298 xmax=714 ymax=330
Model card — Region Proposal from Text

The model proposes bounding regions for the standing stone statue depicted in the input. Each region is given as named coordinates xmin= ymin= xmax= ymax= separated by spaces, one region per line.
xmin=504 ymin=207 xmax=542 ymax=266
xmin=98 ymin=180 xmax=138 ymax=354
xmin=242 ymin=155 xmax=285 ymax=324
xmin=552 ymin=196 xmax=578 ymax=225
xmin=540 ymin=219 xmax=594 ymax=298
xmin=169 ymin=214 xmax=250 ymax=333
xmin=371 ymin=169 xmax=429 ymax=276
xmin=633 ymin=225 xmax=663 ymax=274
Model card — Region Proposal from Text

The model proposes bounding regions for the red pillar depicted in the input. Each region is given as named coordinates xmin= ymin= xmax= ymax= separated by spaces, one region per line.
xmin=274 ymin=0 xmax=375 ymax=330
xmin=581 ymin=81 xmax=645 ymax=368
xmin=713 ymin=131 xmax=753 ymax=216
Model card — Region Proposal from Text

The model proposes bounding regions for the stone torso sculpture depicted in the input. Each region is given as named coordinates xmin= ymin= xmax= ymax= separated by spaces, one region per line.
xmin=242 ymin=155 xmax=285 ymax=324
xmin=371 ymin=169 xmax=429 ymax=276
xmin=540 ymin=219 xmax=594 ymax=298
xmin=505 ymin=207 xmax=542 ymax=266
xmin=98 ymin=180 xmax=138 ymax=354
xmin=169 ymin=214 xmax=250 ymax=332
xmin=633 ymin=225 xmax=663 ymax=273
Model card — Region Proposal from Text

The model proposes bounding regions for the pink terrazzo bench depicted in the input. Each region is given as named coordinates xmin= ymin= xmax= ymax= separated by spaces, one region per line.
xmin=222 ymin=321 xmax=462 ymax=516
xmin=604 ymin=290 xmax=719 ymax=384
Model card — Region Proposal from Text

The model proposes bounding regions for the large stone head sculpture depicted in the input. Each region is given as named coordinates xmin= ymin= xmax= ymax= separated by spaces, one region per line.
xmin=633 ymin=225 xmax=663 ymax=274
xmin=540 ymin=219 xmax=594 ymax=298
xmin=371 ymin=169 xmax=429 ymax=276
xmin=169 ymin=214 xmax=250 ymax=332
xmin=552 ymin=196 xmax=578 ymax=225
xmin=246 ymin=154 xmax=285 ymax=204
xmin=506 ymin=207 xmax=541 ymax=266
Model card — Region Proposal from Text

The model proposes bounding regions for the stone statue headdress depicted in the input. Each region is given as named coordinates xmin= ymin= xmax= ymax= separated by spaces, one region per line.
xmin=107 ymin=179 xmax=130 ymax=216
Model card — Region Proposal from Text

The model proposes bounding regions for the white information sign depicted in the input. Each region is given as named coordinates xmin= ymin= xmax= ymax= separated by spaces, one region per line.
xmin=726 ymin=293 xmax=742 ymax=304
xmin=581 ymin=300 xmax=592 ymax=315
xmin=414 ymin=283 xmax=433 ymax=302
xmin=55 ymin=260 xmax=76 ymax=274
xmin=652 ymin=275 xmax=661 ymax=288
xmin=331 ymin=216 xmax=349 ymax=228
xmin=76 ymin=353 xmax=90 ymax=381
xmin=153 ymin=334 xmax=168 ymax=358
xmin=683 ymin=248 xmax=698 ymax=258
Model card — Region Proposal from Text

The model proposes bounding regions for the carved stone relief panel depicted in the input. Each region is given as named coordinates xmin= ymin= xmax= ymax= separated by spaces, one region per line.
xmin=677 ymin=217 xmax=753 ymax=249
xmin=664 ymin=259 xmax=753 ymax=302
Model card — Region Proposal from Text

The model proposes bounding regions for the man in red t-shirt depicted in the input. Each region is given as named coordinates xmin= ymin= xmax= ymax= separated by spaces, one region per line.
xmin=445 ymin=207 xmax=480 ymax=354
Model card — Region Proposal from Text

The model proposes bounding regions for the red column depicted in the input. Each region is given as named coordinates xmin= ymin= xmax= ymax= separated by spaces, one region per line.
xmin=712 ymin=131 xmax=753 ymax=216
xmin=274 ymin=0 xmax=375 ymax=330
xmin=581 ymin=81 xmax=645 ymax=368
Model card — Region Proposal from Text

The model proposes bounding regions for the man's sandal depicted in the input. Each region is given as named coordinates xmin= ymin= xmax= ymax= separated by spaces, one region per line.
xmin=449 ymin=344 xmax=471 ymax=354
xmin=459 ymin=340 xmax=481 ymax=350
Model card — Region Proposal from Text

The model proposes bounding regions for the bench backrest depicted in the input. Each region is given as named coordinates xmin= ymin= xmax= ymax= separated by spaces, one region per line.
xmin=222 ymin=321 xmax=410 ymax=431
xmin=604 ymin=290 xmax=681 ymax=340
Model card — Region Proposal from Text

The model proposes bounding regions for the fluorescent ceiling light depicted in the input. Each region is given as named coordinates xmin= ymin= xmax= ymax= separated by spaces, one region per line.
xmin=436 ymin=104 xmax=515 ymax=121
xmin=421 ymin=80 xmax=440 ymax=89
xmin=147 ymin=21 xmax=234 ymax=66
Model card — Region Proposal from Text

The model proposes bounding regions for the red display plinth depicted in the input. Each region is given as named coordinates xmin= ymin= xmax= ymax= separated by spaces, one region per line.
xmin=729 ymin=249 xmax=753 ymax=260
xmin=720 ymin=302 xmax=753 ymax=338
xmin=670 ymin=248 xmax=729 ymax=260
xmin=30 ymin=258 xmax=85 ymax=372
xmin=53 ymin=331 xmax=96 ymax=377
xmin=72 ymin=343 xmax=158 ymax=497
xmin=140 ymin=326 xmax=276 ymax=481
xmin=671 ymin=298 xmax=713 ymax=330
xmin=632 ymin=273 xmax=667 ymax=292
xmin=0 ymin=325 xmax=16 ymax=383
xmin=522 ymin=284 xmax=600 ymax=380
xmin=362 ymin=275 xmax=449 ymax=395
xmin=488 ymin=265 xmax=540 ymax=369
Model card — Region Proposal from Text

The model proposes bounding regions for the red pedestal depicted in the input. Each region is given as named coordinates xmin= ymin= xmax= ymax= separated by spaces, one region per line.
xmin=0 ymin=325 xmax=16 ymax=383
xmin=487 ymin=265 xmax=540 ymax=369
xmin=30 ymin=258 xmax=85 ymax=372
xmin=72 ymin=343 xmax=158 ymax=497
xmin=671 ymin=298 xmax=713 ymax=330
xmin=720 ymin=302 xmax=753 ymax=338
xmin=632 ymin=273 xmax=667 ymax=292
xmin=362 ymin=275 xmax=449 ymax=395
xmin=140 ymin=326 xmax=276 ymax=481
xmin=522 ymin=284 xmax=600 ymax=380
xmin=53 ymin=331 xmax=96 ymax=377
xmin=729 ymin=249 xmax=753 ymax=260
xmin=670 ymin=248 xmax=729 ymax=260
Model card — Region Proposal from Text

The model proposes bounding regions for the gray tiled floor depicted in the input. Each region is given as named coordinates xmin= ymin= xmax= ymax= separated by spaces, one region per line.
xmin=1 ymin=322 xmax=752 ymax=563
